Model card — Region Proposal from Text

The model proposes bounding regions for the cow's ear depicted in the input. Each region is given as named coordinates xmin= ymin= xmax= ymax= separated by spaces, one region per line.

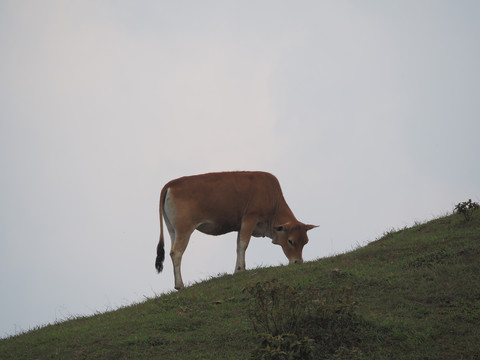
xmin=305 ymin=224 xmax=319 ymax=231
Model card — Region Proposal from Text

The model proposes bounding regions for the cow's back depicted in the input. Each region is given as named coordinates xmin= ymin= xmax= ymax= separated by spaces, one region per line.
xmin=162 ymin=171 xmax=286 ymax=234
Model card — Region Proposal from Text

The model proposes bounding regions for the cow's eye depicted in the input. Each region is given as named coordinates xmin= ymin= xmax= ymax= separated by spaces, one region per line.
xmin=288 ymin=239 xmax=294 ymax=246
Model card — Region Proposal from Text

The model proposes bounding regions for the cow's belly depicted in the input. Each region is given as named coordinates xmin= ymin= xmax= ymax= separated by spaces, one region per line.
xmin=196 ymin=220 xmax=269 ymax=238
xmin=196 ymin=221 xmax=238 ymax=236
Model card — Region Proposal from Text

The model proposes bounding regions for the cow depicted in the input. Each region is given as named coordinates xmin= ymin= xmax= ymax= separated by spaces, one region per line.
xmin=155 ymin=171 xmax=317 ymax=290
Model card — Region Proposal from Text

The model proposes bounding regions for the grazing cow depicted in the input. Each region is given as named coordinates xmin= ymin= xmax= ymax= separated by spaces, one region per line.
xmin=155 ymin=171 xmax=317 ymax=290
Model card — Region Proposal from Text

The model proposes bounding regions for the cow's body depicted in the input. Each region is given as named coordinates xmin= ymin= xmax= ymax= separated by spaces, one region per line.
xmin=155 ymin=171 xmax=316 ymax=290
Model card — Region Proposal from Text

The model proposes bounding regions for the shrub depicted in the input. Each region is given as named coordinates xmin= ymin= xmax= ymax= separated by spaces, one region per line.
xmin=244 ymin=278 xmax=305 ymax=336
xmin=245 ymin=278 xmax=375 ymax=359
xmin=454 ymin=199 xmax=479 ymax=221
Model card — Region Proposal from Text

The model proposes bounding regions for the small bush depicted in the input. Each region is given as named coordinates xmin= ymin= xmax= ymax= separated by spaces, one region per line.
xmin=454 ymin=199 xmax=479 ymax=221
xmin=245 ymin=279 xmax=377 ymax=359
xmin=244 ymin=278 xmax=305 ymax=336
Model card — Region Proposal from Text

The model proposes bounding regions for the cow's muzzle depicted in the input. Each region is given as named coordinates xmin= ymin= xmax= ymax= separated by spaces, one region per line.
xmin=290 ymin=258 xmax=303 ymax=265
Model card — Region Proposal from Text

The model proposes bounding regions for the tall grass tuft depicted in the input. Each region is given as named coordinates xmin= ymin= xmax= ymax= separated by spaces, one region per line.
xmin=245 ymin=279 xmax=384 ymax=359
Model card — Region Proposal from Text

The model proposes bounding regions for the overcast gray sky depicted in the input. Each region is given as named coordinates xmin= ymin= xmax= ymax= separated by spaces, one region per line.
xmin=1 ymin=1 xmax=479 ymax=337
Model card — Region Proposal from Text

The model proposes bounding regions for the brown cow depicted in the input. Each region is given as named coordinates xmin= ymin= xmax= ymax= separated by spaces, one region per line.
xmin=155 ymin=171 xmax=317 ymax=290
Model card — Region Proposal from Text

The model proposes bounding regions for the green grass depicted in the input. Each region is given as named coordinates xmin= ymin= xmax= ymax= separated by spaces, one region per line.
xmin=1 ymin=212 xmax=479 ymax=359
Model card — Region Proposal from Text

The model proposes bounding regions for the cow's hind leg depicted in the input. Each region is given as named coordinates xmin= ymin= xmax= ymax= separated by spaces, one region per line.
xmin=235 ymin=218 xmax=256 ymax=273
xmin=170 ymin=229 xmax=193 ymax=290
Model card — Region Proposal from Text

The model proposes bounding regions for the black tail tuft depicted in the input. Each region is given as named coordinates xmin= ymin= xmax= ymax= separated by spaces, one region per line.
xmin=155 ymin=242 xmax=165 ymax=273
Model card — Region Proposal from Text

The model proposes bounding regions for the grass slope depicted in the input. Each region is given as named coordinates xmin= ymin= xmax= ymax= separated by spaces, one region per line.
xmin=1 ymin=213 xmax=479 ymax=359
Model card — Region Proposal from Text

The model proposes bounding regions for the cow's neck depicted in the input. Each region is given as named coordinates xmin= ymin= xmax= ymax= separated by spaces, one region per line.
xmin=267 ymin=201 xmax=298 ymax=237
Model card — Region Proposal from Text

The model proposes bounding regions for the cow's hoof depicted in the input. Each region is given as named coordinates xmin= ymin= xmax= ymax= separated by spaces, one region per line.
xmin=234 ymin=266 xmax=245 ymax=273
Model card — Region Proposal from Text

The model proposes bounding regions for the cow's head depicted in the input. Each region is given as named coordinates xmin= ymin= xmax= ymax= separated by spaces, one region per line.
xmin=273 ymin=222 xmax=318 ymax=264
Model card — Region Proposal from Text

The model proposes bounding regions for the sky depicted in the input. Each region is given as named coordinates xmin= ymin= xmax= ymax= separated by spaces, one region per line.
xmin=1 ymin=0 xmax=479 ymax=338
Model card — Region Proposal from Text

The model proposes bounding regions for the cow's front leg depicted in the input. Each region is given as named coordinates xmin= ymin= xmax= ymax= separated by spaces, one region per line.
xmin=235 ymin=219 xmax=255 ymax=272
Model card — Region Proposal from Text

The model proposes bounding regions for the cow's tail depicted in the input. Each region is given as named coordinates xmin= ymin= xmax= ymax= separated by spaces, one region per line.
xmin=155 ymin=186 xmax=167 ymax=273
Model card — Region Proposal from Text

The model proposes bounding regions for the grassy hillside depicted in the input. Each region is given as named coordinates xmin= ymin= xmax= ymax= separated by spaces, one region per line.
xmin=1 ymin=212 xmax=479 ymax=359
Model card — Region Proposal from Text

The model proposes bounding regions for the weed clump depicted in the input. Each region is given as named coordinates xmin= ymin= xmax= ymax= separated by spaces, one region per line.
xmin=454 ymin=199 xmax=479 ymax=221
xmin=245 ymin=278 xmax=381 ymax=359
